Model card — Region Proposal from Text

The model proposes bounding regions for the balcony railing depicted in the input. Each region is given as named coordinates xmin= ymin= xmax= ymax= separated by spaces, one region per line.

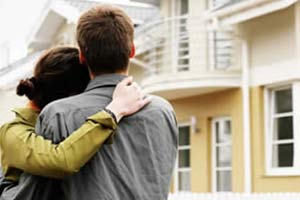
xmin=212 ymin=0 xmax=247 ymax=8
xmin=134 ymin=15 xmax=241 ymax=79
xmin=132 ymin=15 xmax=242 ymax=98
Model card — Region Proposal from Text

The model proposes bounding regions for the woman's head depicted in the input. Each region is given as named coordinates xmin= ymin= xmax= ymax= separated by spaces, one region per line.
xmin=16 ymin=47 xmax=90 ymax=109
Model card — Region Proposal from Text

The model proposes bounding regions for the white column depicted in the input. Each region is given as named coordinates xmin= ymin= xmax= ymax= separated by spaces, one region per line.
xmin=241 ymin=39 xmax=251 ymax=193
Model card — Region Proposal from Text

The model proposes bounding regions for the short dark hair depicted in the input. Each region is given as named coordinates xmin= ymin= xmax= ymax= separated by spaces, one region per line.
xmin=16 ymin=47 xmax=90 ymax=109
xmin=76 ymin=5 xmax=134 ymax=75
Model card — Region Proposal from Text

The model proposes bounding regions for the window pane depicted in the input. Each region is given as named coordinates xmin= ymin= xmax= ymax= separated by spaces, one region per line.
xmin=275 ymin=88 xmax=292 ymax=113
xmin=274 ymin=116 xmax=293 ymax=140
xmin=179 ymin=171 xmax=190 ymax=191
xmin=272 ymin=143 xmax=294 ymax=167
xmin=217 ymin=146 xmax=232 ymax=167
xmin=216 ymin=170 xmax=231 ymax=192
xmin=215 ymin=122 xmax=220 ymax=143
xmin=224 ymin=120 xmax=231 ymax=135
xmin=179 ymin=126 xmax=190 ymax=146
xmin=216 ymin=121 xmax=231 ymax=143
xmin=179 ymin=149 xmax=190 ymax=168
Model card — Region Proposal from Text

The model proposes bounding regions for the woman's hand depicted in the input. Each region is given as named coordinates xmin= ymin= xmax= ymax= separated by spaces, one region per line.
xmin=105 ymin=76 xmax=151 ymax=122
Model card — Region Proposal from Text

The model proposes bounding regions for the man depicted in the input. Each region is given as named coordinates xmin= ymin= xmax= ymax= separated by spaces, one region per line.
xmin=16 ymin=5 xmax=177 ymax=200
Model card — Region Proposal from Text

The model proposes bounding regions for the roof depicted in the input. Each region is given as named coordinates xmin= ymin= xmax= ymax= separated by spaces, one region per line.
xmin=27 ymin=0 xmax=159 ymax=50
xmin=60 ymin=0 xmax=159 ymax=22
xmin=205 ymin=0 xmax=298 ymax=26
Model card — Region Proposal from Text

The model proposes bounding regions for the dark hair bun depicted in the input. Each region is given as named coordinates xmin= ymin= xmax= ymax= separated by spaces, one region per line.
xmin=16 ymin=78 xmax=36 ymax=100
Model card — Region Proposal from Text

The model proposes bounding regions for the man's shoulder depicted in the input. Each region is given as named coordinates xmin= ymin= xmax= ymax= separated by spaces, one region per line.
xmin=138 ymin=95 xmax=175 ymax=119
xmin=147 ymin=95 xmax=173 ymax=110
xmin=39 ymin=93 xmax=89 ymax=123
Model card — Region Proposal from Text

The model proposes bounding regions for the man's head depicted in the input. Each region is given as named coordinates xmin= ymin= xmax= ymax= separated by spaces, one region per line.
xmin=76 ymin=5 xmax=135 ymax=77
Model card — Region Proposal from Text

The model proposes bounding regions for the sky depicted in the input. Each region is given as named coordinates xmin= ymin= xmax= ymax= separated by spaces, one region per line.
xmin=0 ymin=0 xmax=48 ymax=60
xmin=0 ymin=0 xmax=139 ymax=64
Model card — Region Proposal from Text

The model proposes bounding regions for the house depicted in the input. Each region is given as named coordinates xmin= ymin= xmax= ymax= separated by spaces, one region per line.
xmin=132 ymin=0 xmax=300 ymax=194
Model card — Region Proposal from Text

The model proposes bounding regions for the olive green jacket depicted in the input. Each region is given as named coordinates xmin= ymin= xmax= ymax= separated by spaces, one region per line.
xmin=0 ymin=108 xmax=116 ymax=182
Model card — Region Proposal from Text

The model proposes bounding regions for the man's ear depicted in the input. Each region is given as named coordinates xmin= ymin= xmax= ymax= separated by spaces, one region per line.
xmin=129 ymin=43 xmax=135 ymax=58
xmin=79 ymin=51 xmax=86 ymax=65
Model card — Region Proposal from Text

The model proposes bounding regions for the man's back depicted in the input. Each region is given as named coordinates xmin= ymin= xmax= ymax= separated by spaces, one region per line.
xmin=36 ymin=74 xmax=178 ymax=200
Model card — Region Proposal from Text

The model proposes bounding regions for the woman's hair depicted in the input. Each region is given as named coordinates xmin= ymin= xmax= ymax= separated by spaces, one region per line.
xmin=16 ymin=47 xmax=90 ymax=109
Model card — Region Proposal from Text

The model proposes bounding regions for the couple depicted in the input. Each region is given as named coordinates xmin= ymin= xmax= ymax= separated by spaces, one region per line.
xmin=0 ymin=4 xmax=178 ymax=200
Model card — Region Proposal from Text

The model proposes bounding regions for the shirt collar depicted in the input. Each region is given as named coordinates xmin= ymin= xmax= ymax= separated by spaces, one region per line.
xmin=12 ymin=108 xmax=39 ymax=126
xmin=85 ymin=74 xmax=127 ymax=92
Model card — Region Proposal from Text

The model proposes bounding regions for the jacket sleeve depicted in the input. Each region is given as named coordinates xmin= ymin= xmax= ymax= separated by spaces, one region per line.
xmin=0 ymin=110 xmax=116 ymax=179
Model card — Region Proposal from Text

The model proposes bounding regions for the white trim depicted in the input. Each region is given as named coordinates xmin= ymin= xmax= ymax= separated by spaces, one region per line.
xmin=220 ymin=0 xmax=297 ymax=26
xmin=273 ymin=113 xmax=293 ymax=118
xmin=215 ymin=167 xmax=232 ymax=171
xmin=178 ymin=168 xmax=191 ymax=172
xmin=250 ymin=59 xmax=300 ymax=87
xmin=178 ymin=146 xmax=191 ymax=150
xmin=142 ymin=73 xmax=241 ymax=94
xmin=264 ymin=83 xmax=300 ymax=176
xmin=205 ymin=0 xmax=298 ymax=26
xmin=206 ymin=0 xmax=271 ymax=17
xmin=292 ymin=82 xmax=300 ymax=173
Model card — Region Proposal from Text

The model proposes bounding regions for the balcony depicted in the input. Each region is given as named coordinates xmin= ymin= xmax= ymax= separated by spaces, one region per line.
xmin=132 ymin=15 xmax=242 ymax=100
xmin=205 ymin=0 xmax=298 ymax=26
xmin=211 ymin=0 xmax=247 ymax=9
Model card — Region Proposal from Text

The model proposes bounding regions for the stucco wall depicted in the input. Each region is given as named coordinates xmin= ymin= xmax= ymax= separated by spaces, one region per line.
xmin=170 ymin=89 xmax=244 ymax=192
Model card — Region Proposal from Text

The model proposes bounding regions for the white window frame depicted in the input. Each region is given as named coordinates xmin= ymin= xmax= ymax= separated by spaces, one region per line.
xmin=174 ymin=122 xmax=191 ymax=193
xmin=211 ymin=117 xmax=232 ymax=193
xmin=264 ymin=82 xmax=300 ymax=176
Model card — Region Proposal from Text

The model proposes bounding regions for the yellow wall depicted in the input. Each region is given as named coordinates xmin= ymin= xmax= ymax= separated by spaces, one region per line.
xmin=170 ymin=89 xmax=244 ymax=192
xmin=251 ymin=87 xmax=300 ymax=192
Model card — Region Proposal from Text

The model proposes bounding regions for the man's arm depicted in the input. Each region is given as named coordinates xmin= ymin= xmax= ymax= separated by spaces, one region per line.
xmin=0 ymin=109 xmax=117 ymax=179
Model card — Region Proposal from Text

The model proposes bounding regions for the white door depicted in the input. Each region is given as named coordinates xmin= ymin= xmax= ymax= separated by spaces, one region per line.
xmin=212 ymin=117 xmax=232 ymax=192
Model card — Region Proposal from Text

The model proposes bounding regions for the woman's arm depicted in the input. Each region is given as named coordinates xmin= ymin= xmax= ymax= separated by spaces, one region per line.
xmin=0 ymin=109 xmax=116 ymax=179
xmin=0 ymin=77 xmax=151 ymax=180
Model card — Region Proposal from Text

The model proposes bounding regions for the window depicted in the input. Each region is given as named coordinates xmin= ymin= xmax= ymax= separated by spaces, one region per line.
xmin=212 ymin=117 xmax=232 ymax=192
xmin=174 ymin=125 xmax=191 ymax=192
xmin=265 ymin=83 xmax=300 ymax=175
xmin=172 ymin=0 xmax=190 ymax=72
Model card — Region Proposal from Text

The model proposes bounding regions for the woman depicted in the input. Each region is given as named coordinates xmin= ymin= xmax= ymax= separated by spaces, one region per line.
xmin=0 ymin=47 xmax=149 ymax=189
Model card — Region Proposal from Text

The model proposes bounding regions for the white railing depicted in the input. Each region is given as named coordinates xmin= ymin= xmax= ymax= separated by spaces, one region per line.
xmin=168 ymin=192 xmax=300 ymax=200
xmin=134 ymin=15 xmax=241 ymax=77
xmin=212 ymin=0 xmax=247 ymax=8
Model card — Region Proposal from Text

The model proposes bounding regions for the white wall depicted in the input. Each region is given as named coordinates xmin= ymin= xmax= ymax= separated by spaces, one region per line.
xmin=0 ymin=90 xmax=28 ymax=125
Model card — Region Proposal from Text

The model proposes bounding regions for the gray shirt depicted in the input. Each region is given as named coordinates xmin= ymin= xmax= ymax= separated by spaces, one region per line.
xmin=2 ymin=74 xmax=178 ymax=200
